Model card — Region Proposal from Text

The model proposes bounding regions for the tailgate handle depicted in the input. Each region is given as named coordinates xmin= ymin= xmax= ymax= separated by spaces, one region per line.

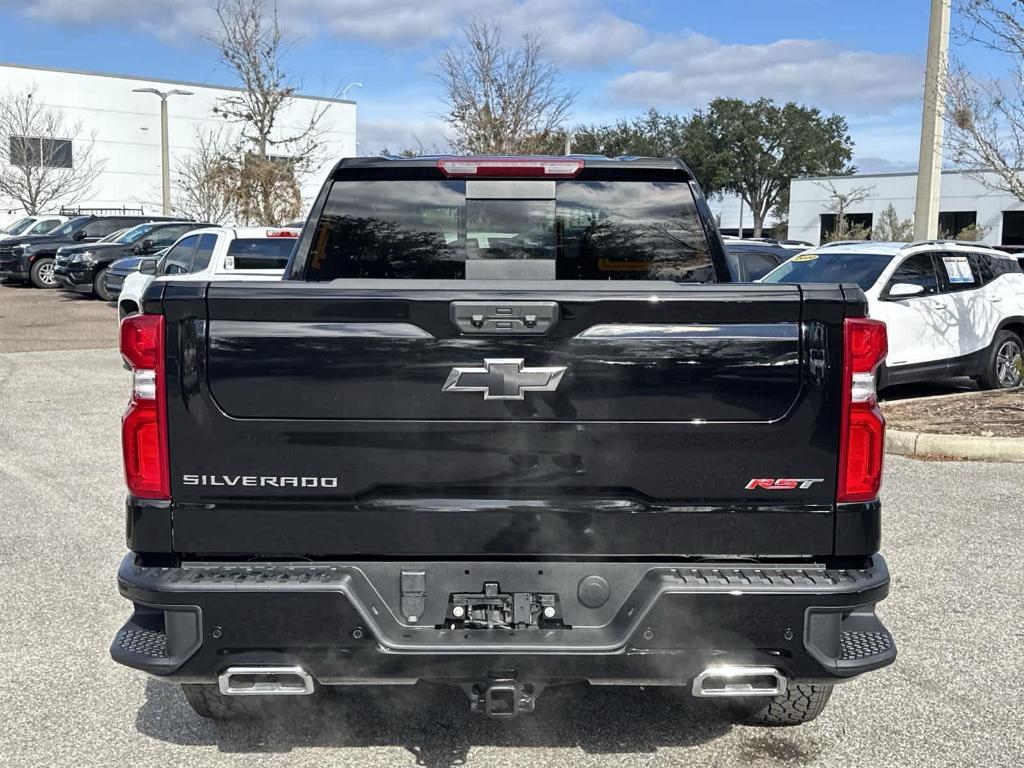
xmin=451 ymin=301 xmax=559 ymax=335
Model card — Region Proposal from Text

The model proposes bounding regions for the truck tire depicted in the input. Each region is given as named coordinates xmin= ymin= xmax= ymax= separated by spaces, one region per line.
xmin=93 ymin=268 xmax=112 ymax=301
xmin=180 ymin=684 xmax=277 ymax=720
xmin=29 ymin=257 xmax=57 ymax=288
xmin=731 ymin=683 xmax=834 ymax=726
xmin=978 ymin=330 xmax=1023 ymax=390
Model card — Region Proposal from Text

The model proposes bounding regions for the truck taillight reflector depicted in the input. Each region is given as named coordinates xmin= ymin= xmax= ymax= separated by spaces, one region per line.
xmin=838 ymin=317 xmax=887 ymax=503
xmin=120 ymin=314 xmax=169 ymax=499
xmin=436 ymin=158 xmax=584 ymax=178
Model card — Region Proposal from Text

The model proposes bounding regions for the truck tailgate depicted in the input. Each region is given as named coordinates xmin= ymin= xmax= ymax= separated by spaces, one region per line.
xmin=162 ymin=280 xmax=849 ymax=558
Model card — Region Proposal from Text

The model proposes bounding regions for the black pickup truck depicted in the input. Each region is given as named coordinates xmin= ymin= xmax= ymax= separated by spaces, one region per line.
xmin=111 ymin=156 xmax=895 ymax=726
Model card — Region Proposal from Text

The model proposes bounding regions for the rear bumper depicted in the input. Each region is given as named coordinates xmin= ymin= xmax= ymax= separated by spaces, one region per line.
xmin=112 ymin=554 xmax=895 ymax=687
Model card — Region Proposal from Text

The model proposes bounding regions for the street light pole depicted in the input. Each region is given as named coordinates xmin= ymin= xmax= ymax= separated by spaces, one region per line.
xmin=133 ymin=88 xmax=194 ymax=215
xmin=913 ymin=0 xmax=951 ymax=241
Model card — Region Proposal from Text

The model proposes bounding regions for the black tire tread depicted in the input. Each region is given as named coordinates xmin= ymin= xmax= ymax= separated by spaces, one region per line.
xmin=93 ymin=267 xmax=111 ymax=301
xmin=180 ymin=683 xmax=273 ymax=720
xmin=741 ymin=683 xmax=833 ymax=726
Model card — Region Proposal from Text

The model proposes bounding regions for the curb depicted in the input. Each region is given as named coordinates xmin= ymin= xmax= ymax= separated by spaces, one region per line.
xmin=886 ymin=428 xmax=1024 ymax=462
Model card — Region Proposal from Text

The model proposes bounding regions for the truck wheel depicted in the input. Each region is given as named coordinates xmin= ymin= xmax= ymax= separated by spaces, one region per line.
xmin=978 ymin=330 xmax=1023 ymax=390
xmin=93 ymin=268 xmax=112 ymax=301
xmin=180 ymin=684 xmax=274 ymax=720
xmin=29 ymin=257 xmax=57 ymax=288
xmin=728 ymin=683 xmax=834 ymax=726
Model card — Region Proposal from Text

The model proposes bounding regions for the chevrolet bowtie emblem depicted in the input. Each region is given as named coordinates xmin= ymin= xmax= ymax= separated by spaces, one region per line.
xmin=442 ymin=358 xmax=567 ymax=400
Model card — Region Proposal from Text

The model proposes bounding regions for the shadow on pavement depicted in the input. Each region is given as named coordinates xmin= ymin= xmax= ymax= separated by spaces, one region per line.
xmin=135 ymin=678 xmax=736 ymax=766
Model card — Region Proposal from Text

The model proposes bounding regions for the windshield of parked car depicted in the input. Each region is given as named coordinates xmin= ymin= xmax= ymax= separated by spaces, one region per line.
xmin=2 ymin=217 xmax=32 ymax=235
xmin=113 ymin=223 xmax=155 ymax=244
xmin=760 ymin=251 xmax=895 ymax=291
xmin=305 ymin=179 xmax=714 ymax=282
xmin=51 ymin=217 xmax=90 ymax=237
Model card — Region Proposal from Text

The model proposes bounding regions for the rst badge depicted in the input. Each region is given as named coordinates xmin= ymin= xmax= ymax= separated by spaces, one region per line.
xmin=746 ymin=478 xmax=824 ymax=490
xmin=442 ymin=358 xmax=567 ymax=400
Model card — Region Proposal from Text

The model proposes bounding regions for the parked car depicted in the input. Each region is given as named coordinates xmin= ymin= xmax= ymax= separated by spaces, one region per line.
xmin=111 ymin=156 xmax=894 ymax=727
xmin=0 ymin=214 xmax=69 ymax=241
xmin=53 ymin=221 xmax=205 ymax=300
xmin=723 ymin=239 xmax=808 ymax=281
xmin=761 ymin=240 xmax=1024 ymax=389
xmin=103 ymin=251 xmax=167 ymax=301
xmin=0 ymin=214 xmax=183 ymax=288
xmin=117 ymin=226 xmax=298 ymax=319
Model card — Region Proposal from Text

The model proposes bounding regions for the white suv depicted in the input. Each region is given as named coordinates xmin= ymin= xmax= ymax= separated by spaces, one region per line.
xmin=118 ymin=227 xmax=298 ymax=319
xmin=761 ymin=240 xmax=1024 ymax=389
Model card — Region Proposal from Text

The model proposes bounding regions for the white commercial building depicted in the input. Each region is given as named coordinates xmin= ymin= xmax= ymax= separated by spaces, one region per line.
xmin=0 ymin=63 xmax=356 ymax=220
xmin=788 ymin=170 xmax=1024 ymax=247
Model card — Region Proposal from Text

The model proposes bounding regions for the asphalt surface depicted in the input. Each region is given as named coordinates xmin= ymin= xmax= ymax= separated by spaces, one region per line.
xmin=1 ymin=297 xmax=1022 ymax=767
xmin=0 ymin=281 xmax=118 ymax=352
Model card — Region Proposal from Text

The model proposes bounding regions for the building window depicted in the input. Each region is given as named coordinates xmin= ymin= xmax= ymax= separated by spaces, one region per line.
xmin=1002 ymin=211 xmax=1024 ymax=246
xmin=938 ymin=211 xmax=977 ymax=237
xmin=9 ymin=136 xmax=73 ymax=169
xmin=820 ymin=213 xmax=873 ymax=241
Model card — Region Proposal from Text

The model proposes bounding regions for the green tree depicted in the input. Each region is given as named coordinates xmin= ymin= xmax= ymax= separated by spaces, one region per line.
xmin=686 ymin=98 xmax=854 ymax=237
xmin=873 ymin=204 xmax=915 ymax=241
xmin=570 ymin=109 xmax=689 ymax=157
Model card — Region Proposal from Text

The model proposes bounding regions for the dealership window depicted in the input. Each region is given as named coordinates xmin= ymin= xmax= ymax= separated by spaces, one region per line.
xmin=1002 ymin=211 xmax=1024 ymax=246
xmin=9 ymin=136 xmax=73 ymax=168
xmin=820 ymin=213 xmax=873 ymax=241
xmin=938 ymin=211 xmax=977 ymax=237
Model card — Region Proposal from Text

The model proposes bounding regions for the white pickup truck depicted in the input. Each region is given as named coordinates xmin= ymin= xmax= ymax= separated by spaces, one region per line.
xmin=117 ymin=226 xmax=299 ymax=319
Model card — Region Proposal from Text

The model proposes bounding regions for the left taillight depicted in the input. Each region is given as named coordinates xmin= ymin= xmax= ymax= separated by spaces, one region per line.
xmin=120 ymin=314 xmax=169 ymax=499
xmin=838 ymin=317 xmax=888 ymax=503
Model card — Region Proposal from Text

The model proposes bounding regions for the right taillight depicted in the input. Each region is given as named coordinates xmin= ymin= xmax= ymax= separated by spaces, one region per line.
xmin=838 ymin=317 xmax=887 ymax=503
xmin=120 ymin=314 xmax=169 ymax=500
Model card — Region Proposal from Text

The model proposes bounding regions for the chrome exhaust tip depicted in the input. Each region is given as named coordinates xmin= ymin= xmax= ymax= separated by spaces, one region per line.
xmin=218 ymin=666 xmax=314 ymax=696
xmin=691 ymin=666 xmax=787 ymax=698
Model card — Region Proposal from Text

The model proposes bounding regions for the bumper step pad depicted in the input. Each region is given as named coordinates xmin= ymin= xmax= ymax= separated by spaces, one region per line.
xmin=116 ymin=626 xmax=169 ymax=660
xmin=840 ymin=629 xmax=894 ymax=661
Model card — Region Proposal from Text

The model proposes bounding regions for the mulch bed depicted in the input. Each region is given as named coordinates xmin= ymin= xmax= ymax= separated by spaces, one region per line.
xmin=881 ymin=390 xmax=1024 ymax=439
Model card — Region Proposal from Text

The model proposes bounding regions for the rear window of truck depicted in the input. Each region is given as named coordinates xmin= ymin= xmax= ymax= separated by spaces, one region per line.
xmin=305 ymin=180 xmax=714 ymax=282
xmin=226 ymin=238 xmax=295 ymax=270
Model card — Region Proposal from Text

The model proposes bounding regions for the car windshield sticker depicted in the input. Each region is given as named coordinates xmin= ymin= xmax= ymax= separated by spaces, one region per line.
xmin=792 ymin=252 xmax=818 ymax=262
xmin=942 ymin=256 xmax=974 ymax=284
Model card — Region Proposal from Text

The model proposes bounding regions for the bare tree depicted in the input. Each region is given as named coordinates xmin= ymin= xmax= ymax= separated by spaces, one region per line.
xmin=172 ymin=128 xmax=237 ymax=223
xmin=818 ymin=181 xmax=874 ymax=242
xmin=873 ymin=203 xmax=915 ymax=241
xmin=209 ymin=0 xmax=332 ymax=224
xmin=0 ymin=85 xmax=102 ymax=214
xmin=438 ymin=21 xmax=577 ymax=155
xmin=945 ymin=0 xmax=1024 ymax=201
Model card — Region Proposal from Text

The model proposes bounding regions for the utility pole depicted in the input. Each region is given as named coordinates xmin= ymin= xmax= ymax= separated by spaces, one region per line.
xmin=133 ymin=88 xmax=194 ymax=215
xmin=913 ymin=0 xmax=951 ymax=241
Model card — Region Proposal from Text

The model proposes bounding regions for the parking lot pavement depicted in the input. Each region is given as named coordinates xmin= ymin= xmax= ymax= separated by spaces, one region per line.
xmin=0 ymin=282 xmax=118 ymax=352
xmin=1 ymin=346 xmax=1022 ymax=768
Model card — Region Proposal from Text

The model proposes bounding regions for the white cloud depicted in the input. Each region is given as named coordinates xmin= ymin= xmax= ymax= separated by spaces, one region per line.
xmin=356 ymin=116 xmax=451 ymax=156
xmin=607 ymin=33 xmax=923 ymax=113
xmin=3 ymin=0 xmax=645 ymax=66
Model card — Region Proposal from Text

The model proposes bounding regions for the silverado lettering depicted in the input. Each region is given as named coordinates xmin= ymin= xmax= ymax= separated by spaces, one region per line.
xmin=111 ymin=155 xmax=895 ymax=726
xmin=181 ymin=474 xmax=339 ymax=488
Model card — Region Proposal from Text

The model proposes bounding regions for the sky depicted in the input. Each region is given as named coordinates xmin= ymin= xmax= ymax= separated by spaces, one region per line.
xmin=0 ymin=0 xmax=1001 ymax=173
